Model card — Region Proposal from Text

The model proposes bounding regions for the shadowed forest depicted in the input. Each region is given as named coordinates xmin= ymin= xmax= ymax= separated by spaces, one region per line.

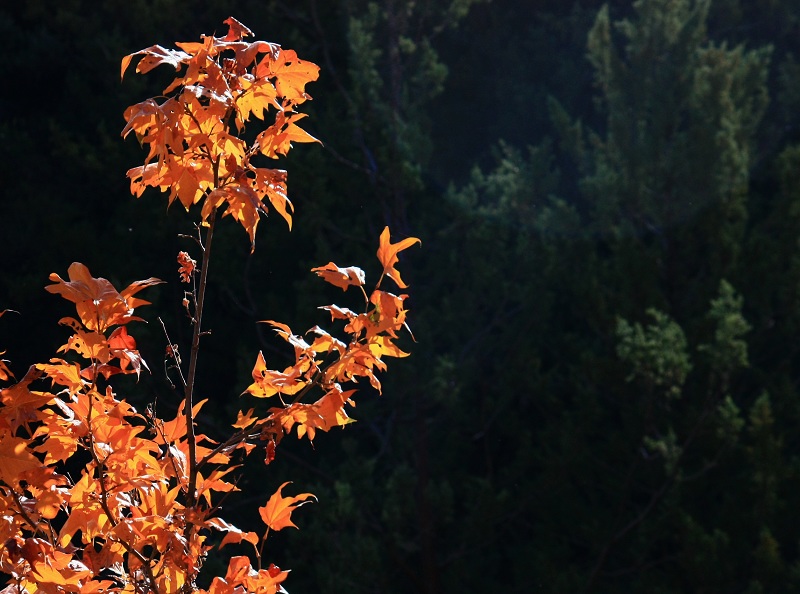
xmin=2 ymin=0 xmax=800 ymax=592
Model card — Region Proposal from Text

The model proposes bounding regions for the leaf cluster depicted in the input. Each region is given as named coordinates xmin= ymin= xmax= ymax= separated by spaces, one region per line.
xmin=0 ymin=18 xmax=418 ymax=594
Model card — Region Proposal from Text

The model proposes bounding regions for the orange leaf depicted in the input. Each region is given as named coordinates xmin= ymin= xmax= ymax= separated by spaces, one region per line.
xmin=311 ymin=387 xmax=356 ymax=430
xmin=311 ymin=262 xmax=366 ymax=291
xmin=235 ymin=77 xmax=279 ymax=124
xmin=252 ymin=167 xmax=292 ymax=230
xmin=233 ymin=408 xmax=258 ymax=429
xmin=0 ymin=358 xmax=12 ymax=383
xmin=222 ymin=16 xmax=254 ymax=42
xmin=0 ymin=431 xmax=40 ymax=485
xmin=35 ymin=487 xmax=64 ymax=520
xmin=270 ymin=386 xmax=356 ymax=441
xmin=257 ymin=48 xmax=320 ymax=104
xmin=107 ymin=326 xmax=148 ymax=377
xmin=46 ymin=263 xmax=120 ymax=306
xmin=308 ymin=326 xmax=346 ymax=356
xmin=245 ymin=351 xmax=309 ymax=398
xmin=46 ymin=263 xmax=162 ymax=331
xmin=0 ymin=310 xmax=15 ymax=382
xmin=0 ymin=366 xmax=52 ymax=433
xmin=196 ymin=466 xmax=240 ymax=505
xmin=204 ymin=185 xmax=266 ymax=251
xmin=120 ymin=275 xmax=164 ymax=310
xmin=121 ymin=44 xmax=191 ymax=79
xmin=225 ymin=555 xmax=254 ymax=581
xmin=368 ymin=334 xmax=410 ymax=359
xmin=177 ymin=251 xmax=197 ymax=283
xmin=155 ymin=399 xmax=208 ymax=444
xmin=255 ymin=112 xmax=319 ymax=159
xmin=30 ymin=561 xmax=69 ymax=586
xmin=319 ymin=304 xmax=358 ymax=322
xmin=258 ymin=482 xmax=315 ymax=531
xmin=206 ymin=517 xmax=258 ymax=549
xmin=36 ymin=359 xmax=85 ymax=394
xmin=376 ymin=227 xmax=421 ymax=289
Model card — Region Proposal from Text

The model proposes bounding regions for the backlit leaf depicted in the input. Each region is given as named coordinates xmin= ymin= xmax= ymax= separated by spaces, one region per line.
xmin=0 ymin=432 xmax=40 ymax=485
xmin=376 ymin=227 xmax=421 ymax=289
xmin=311 ymin=263 xmax=366 ymax=291
xmin=258 ymin=482 xmax=315 ymax=531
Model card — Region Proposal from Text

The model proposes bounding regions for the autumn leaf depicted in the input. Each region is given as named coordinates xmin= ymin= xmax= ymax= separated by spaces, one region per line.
xmin=311 ymin=262 xmax=366 ymax=291
xmin=34 ymin=487 xmax=64 ymax=520
xmin=206 ymin=517 xmax=258 ymax=549
xmin=154 ymin=398 xmax=208 ymax=444
xmin=323 ymin=343 xmax=386 ymax=392
xmin=222 ymin=16 xmax=254 ymax=42
xmin=0 ymin=357 xmax=13 ymax=383
xmin=31 ymin=411 xmax=82 ymax=465
xmin=0 ymin=431 xmax=41 ymax=485
xmin=270 ymin=387 xmax=356 ymax=441
xmin=120 ymin=275 xmax=165 ymax=310
xmin=177 ymin=251 xmax=197 ymax=283
xmin=0 ymin=366 xmax=51 ymax=433
xmin=45 ymin=263 xmax=162 ymax=332
xmin=0 ymin=310 xmax=16 ymax=382
xmin=235 ymin=76 xmax=279 ymax=125
xmin=364 ymin=290 xmax=411 ymax=340
xmin=35 ymin=359 xmax=85 ymax=395
xmin=258 ymin=482 xmax=315 ymax=531
xmin=29 ymin=561 xmax=70 ymax=587
xmin=196 ymin=466 xmax=241 ymax=505
xmin=319 ymin=303 xmax=359 ymax=322
xmin=206 ymin=556 xmax=289 ymax=594
xmin=253 ymin=167 xmax=292 ymax=230
xmin=202 ymin=185 xmax=266 ymax=250
xmin=233 ymin=408 xmax=258 ymax=429
xmin=121 ymin=44 xmax=191 ymax=80
xmin=255 ymin=112 xmax=320 ymax=159
xmin=308 ymin=326 xmax=347 ymax=356
xmin=58 ymin=326 xmax=111 ymax=366
xmin=46 ymin=263 xmax=121 ymax=307
xmin=313 ymin=388 xmax=356 ymax=430
xmin=245 ymin=351 xmax=309 ymax=398
xmin=256 ymin=48 xmax=320 ymax=104
xmin=377 ymin=227 xmax=421 ymax=289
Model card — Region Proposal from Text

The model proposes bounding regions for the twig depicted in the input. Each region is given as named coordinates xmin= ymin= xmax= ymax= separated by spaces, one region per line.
xmin=158 ymin=317 xmax=187 ymax=388
xmin=184 ymin=213 xmax=217 ymax=507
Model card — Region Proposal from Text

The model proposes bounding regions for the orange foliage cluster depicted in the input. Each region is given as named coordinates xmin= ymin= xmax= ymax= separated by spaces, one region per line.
xmin=0 ymin=18 xmax=418 ymax=594
xmin=0 ymin=263 xmax=310 ymax=593
xmin=121 ymin=16 xmax=320 ymax=249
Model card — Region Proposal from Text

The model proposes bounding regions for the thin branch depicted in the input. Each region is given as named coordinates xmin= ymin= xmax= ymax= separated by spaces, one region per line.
xmin=9 ymin=488 xmax=47 ymax=539
xmin=184 ymin=213 xmax=217 ymax=507
xmin=184 ymin=154 xmax=221 ymax=510
xmin=158 ymin=316 xmax=187 ymax=388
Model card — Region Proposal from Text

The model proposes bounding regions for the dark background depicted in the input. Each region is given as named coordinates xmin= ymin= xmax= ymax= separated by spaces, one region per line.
xmin=3 ymin=0 xmax=800 ymax=592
